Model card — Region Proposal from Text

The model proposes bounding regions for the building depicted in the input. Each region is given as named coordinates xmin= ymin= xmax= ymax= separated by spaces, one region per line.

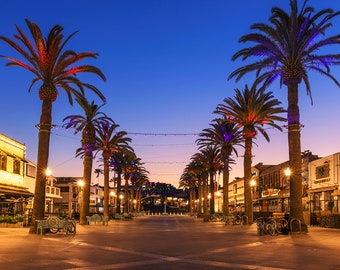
xmin=0 ymin=133 xmax=33 ymax=215
xmin=53 ymin=177 xmax=83 ymax=217
xmin=54 ymin=177 xmax=106 ymax=217
xmin=308 ymin=153 xmax=340 ymax=219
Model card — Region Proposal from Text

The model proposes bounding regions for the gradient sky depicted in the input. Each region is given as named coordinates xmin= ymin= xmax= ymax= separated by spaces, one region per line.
xmin=1 ymin=0 xmax=340 ymax=187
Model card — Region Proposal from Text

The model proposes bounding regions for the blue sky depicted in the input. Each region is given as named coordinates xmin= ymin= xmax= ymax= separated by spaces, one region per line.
xmin=1 ymin=0 xmax=340 ymax=187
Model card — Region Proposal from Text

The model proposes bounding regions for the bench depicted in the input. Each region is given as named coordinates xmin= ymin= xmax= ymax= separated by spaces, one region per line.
xmin=112 ymin=213 xmax=133 ymax=220
xmin=112 ymin=213 xmax=125 ymax=220
xmin=86 ymin=214 xmax=109 ymax=225
xmin=36 ymin=216 xmax=76 ymax=235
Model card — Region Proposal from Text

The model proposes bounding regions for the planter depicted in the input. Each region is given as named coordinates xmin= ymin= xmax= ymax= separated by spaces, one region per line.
xmin=0 ymin=222 xmax=23 ymax=228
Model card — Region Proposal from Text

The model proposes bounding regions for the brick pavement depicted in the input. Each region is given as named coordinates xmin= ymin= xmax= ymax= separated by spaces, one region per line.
xmin=0 ymin=215 xmax=340 ymax=270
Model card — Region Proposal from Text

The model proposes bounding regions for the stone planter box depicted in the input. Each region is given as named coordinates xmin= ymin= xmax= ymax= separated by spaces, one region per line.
xmin=0 ymin=222 xmax=23 ymax=228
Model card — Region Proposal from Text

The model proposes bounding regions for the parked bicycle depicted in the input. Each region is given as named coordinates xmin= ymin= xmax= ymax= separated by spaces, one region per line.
xmin=225 ymin=214 xmax=247 ymax=225
xmin=256 ymin=217 xmax=288 ymax=236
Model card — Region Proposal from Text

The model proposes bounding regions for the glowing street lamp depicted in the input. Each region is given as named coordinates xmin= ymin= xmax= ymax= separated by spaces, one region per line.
xmin=250 ymin=179 xmax=257 ymax=207
xmin=45 ymin=168 xmax=52 ymax=177
xmin=284 ymin=167 xmax=291 ymax=177
xmin=77 ymin=179 xmax=84 ymax=188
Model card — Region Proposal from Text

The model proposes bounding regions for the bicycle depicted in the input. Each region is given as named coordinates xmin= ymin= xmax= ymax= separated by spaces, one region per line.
xmin=225 ymin=214 xmax=244 ymax=225
xmin=256 ymin=217 xmax=288 ymax=236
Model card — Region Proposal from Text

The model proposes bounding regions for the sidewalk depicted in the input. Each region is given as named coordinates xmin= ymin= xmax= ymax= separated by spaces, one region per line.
xmin=0 ymin=216 xmax=340 ymax=270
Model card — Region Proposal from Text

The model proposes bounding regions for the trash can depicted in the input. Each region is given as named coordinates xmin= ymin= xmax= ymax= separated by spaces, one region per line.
xmin=284 ymin=213 xmax=289 ymax=221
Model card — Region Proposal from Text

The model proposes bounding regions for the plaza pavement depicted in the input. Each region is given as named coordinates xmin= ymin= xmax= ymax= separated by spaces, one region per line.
xmin=0 ymin=214 xmax=340 ymax=270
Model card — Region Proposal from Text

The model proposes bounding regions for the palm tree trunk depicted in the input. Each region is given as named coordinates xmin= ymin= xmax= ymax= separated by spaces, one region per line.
xmin=189 ymin=188 xmax=193 ymax=213
xmin=287 ymin=84 xmax=305 ymax=228
xmin=222 ymin=166 xmax=230 ymax=215
xmin=80 ymin=155 xmax=92 ymax=225
xmin=124 ymin=177 xmax=129 ymax=214
xmin=244 ymin=136 xmax=253 ymax=224
xmin=136 ymin=188 xmax=141 ymax=212
xmin=130 ymin=187 xmax=135 ymax=212
xmin=29 ymin=99 xmax=52 ymax=234
xmin=103 ymin=154 xmax=110 ymax=217
xmin=209 ymin=171 xmax=215 ymax=214
xmin=203 ymin=176 xmax=208 ymax=215
xmin=198 ymin=182 xmax=202 ymax=214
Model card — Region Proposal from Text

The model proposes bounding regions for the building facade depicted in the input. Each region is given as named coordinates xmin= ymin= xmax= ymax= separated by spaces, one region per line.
xmin=308 ymin=153 xmax=340 ymax=220
xmin=0 ymin=133 xmax=33 ymax=215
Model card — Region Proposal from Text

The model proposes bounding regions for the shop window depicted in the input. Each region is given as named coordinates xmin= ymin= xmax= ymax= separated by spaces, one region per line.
xmin=0 ymin=154 xmax=6 ymax=170
xmin=60 ymin=187 xmax=69 ymax=192
xmin=26 ymin=164 xmax=36 ymax=177
xmin=13 ymin=159 xmax=20 ymax=174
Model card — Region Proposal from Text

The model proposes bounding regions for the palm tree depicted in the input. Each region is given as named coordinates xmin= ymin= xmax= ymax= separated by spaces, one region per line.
xmin=228 ymin=0 xmax=340 ymax=225
xmin=215 ymin=84 xmax=286 ymax=224
xmin=192 ymin=146 xmax=223 ymax=214
xmin=190 ymin=154 xmax=208 ymax=216
xmin=95 ymin=123 xmax=133 ymax=217
xmin=128 ymin=159 xmax=149 ymax=212
xmin=184 ymin=159 xmax=207 ymax=215
xmin=130 ymin=166 xmax=149 ymax=212
xmin=0 ymin=19 xmax=106 ymax=233
xmin=179 ymin=170 xmax=197 ymax=214
xmin=63 ymin=97 xmax=113 ymax=225
xmin=109 ymin=150 xmax=136 ymax=214
xmin=196 ymin=119 xmax=243 ymax=215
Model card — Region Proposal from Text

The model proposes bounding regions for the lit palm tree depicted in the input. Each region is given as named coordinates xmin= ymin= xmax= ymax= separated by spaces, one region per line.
xmin=130 ymin=166 xmax=149 ymax=212
xmin=95 ymin=123 xmax=133 ymax=217
xmin=122 ymin=155 xmax=140 ymax=214
xmin=0 ymin=19 xmax=106 ymax=233
xmin=196 ymin=119 xmax=242 ymax=215
xmin=190 ymin=154 xmax=208 ymax=216
xmin=63 ymin=97 xmax=113 ymax=225
xmin=228 ymin=0 xmax=340 ymax=225
xmin=109 ymin=150 xmax=135 ymax=214
xmin=179 ymin=170 xmax=197 ymax=214
xmin=215 ymin=84 xmax=286 ymax=224
xmin=183 ymin=159 xmax=207 ymax=215
xmin=129 ymin=159 xmax=149 ymax=212
xmin=192 ymin=146 xmax=223 ymax=215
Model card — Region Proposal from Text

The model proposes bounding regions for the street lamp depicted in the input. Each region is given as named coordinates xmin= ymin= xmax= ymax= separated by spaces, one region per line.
xmin=45 ymin=168 xmax=52 ymax=177
xmin=77 ymin=179 xmax=84 ymax=215
xmin=216 ymin=191 xmax=221 ymax=213
xmin=284 ymin=167 xmax=291 ymax=177
xmin=119 ymin=194 xmax=124 ymax=213
xmin=250 ymin=179 xmax=256 ymax=212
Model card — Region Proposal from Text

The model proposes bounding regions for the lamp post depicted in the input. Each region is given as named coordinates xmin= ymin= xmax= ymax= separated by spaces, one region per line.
xmin=45 ymin=168 xmax=52 ymax=214
xmin=110 ymin=191 xmax=116 ymax=213
xmin=119 ymin=194 xmax=124 ymax=213
xmin=216 ymin=191 xmax=221 ymax=213
xmin=77 ymin=179 xmax=84 ymax=217
xmin=250 ymin=179 xmax=256 ymax=213
xmin=284 ymin=167 xmax=291 ymax=214
xmin=334 ymin=196 xmax=338 ymax=213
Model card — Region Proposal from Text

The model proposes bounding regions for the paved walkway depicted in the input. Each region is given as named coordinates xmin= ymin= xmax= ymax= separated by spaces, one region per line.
xmin=0 ymin=215 xmax=340 ymax=270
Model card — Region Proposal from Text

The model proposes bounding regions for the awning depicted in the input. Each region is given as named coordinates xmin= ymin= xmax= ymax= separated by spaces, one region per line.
xmin=308 ymin=186 xmax=337 ymax=193
xmin=331 ymin=190 xmax=340 ymax=196
xmin=256 ymin=195 xmax=288 ymax=201
xmin=0 ymin=184 xmax=33 ymax=197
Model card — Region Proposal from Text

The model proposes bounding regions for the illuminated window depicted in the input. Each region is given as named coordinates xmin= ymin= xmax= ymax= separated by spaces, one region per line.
xmin=0 ymin=154 xmax=7 ymax=170
xmin=13 ymin=159 xmax=20 ymax=174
